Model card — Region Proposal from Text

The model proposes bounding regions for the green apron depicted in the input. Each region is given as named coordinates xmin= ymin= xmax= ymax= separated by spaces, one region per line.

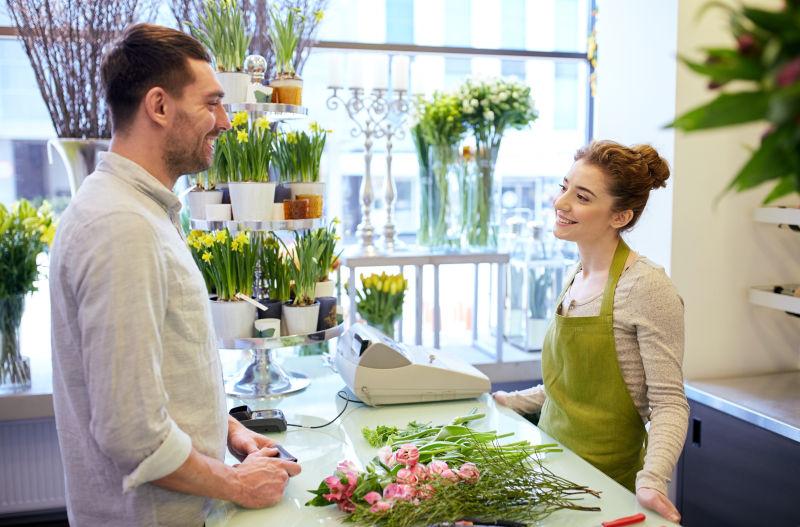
xmin=538 ymin=239 xmax=646 ymax=491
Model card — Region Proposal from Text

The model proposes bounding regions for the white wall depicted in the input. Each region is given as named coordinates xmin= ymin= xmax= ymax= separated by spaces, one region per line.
xmin=593 ymin=0 xmax=678 ymax=273
xmin=672 ymin=0 xmax=800 ymax=379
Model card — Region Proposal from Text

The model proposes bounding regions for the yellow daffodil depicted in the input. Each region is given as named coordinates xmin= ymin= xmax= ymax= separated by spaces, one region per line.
xmin=215 ymin=230 xmax=228 ymax=243
xmin=255 ymin=117 xmax=271 ymax=130
xmin=314 ymin=9 xmax=324 ymax=22
xmin=236 ymin=129 xmax=249 ymax=143
xmin=201 ymin=251 xmax=213 ymax=263
xmin=40 ymin=223 xmax=56 ymax=247
xmin=231 ymin=111 xmax=248 ymax=128
xmin=309 ymin=121 xmax=323 ymax=134
xmin=201 ymin=233 xmax=215 ymax=247
xmin=286 ymin=131 xmax=298 ymax=144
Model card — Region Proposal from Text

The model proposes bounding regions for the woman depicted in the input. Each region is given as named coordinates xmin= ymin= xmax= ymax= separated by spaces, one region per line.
xmin=494 ymin=141 xmax=688 ymax=524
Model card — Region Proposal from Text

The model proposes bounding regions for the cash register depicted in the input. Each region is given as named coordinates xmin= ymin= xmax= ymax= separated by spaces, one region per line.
xmin=335 ymin=323 xmax=491 ymax=406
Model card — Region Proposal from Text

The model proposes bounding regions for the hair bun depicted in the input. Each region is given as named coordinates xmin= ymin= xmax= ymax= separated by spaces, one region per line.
xmin=633 ymin=144 xmax=670 ymax=189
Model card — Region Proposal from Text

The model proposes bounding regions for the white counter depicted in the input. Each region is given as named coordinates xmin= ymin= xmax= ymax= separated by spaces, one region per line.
xmin=207 ymin=355 xmax=677 ymax=527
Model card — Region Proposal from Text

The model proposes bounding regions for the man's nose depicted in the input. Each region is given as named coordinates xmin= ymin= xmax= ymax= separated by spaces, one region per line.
xmin=216 ymin=105 xmax=231 ymax=130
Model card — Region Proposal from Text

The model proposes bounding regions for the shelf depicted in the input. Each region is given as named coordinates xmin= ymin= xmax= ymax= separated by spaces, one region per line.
xmin=224 ymin=102 xmax=308 ymax=121
xmin=748 ymin=286 xmax=800 ymax=316
xmin=753 ymin=207 xmax=800 ymax=229
xmin=190 ymin=218 xmax=323 ymax=232
xmin=218 ymin=319 xmax=345 ymax=351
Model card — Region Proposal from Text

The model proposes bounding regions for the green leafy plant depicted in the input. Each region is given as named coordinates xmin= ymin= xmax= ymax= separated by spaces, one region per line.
xmin=308 ymin=219 xmax=341 ymax=282
xmin=284 ymin=231 xmax=323 ymax=306
xmin=410 ymin=124 xmax=432 ymax=245
xmin=186 ymin=228 xmax=257 ymax=300
xmin=273 ymin=122 xmax=330 ymax=182
xmin=186 ymin=0 xmax=252 ymax=72
xmin=670 ymin=1 xmax=800 ymax=202
xmin=216 ymin=112 xmax=274 ymax=182
xmin=269 ymin=5 xmax=303 ymax=76
xmin=258 ymin=233 xmax=291 ymax=302
xmin=0 ymin=200 xmax=55 ymax=299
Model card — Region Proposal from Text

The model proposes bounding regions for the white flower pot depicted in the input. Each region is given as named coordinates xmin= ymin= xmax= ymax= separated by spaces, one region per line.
xmin=205 ymin=203 xmax=232 ymax=221
xmin=209 ymin=299 xmax=257 ymax=340
xmin=315 ymin=280 xmax=335 ymax=299
xmin=289 ymin=182 xmax=325 ymax=198
xmin=228 ymin=182 xmax=276 ymax=221
xmin=186 ymin=189 xmax=223 ymax=220
xmin=217 ymin=72 xmax=250 ymax=105
xmin=281 ymin=302 xmax=320 ymax=336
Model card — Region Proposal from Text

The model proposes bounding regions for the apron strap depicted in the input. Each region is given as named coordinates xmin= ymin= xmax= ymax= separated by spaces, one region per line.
xmin=599 ymin=238 xmax=630 ymax=317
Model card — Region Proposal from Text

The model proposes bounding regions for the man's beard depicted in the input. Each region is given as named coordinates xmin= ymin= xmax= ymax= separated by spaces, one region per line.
xmin=163 ymin=110 xmax=214 ymax=177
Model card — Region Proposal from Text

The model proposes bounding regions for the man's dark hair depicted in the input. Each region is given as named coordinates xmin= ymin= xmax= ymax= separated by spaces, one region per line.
xmin=101 ymin=23 xmax=211 ymax=133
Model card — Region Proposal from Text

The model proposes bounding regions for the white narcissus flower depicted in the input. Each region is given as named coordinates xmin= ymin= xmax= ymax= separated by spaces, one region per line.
xmin=484 ymin=110 xmax=494 ymax=121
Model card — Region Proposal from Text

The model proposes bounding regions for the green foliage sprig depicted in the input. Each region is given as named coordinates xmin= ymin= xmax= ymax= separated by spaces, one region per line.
xmin=269 ymin=6 xmax=303 ymax=76
xmin=308 ymin=219 xmax=341 ymax=282
xmin=670 ymin=2 xmax=800 ymax=202
xmin=284 ymin=231 xmax=323 ymax=306
xmin=0 ymin=200 xmax=55 ymax=298
xmin=187 ymin=0 xmax=251 ymax=72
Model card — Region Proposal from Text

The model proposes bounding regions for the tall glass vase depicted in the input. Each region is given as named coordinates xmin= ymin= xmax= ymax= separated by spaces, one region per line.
xmin=467 ymin=145 xmax=501 ymax=249
xmin=418 ymin=157 xmax=432 ymax=246
xmin=0 ymin=295 xmax=29 ymax=392
xmin=425 ymin=144 xmax=460 ymax=248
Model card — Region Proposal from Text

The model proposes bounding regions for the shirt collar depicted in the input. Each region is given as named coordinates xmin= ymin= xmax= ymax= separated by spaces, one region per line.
xmin=95 ymin=152 xmax=182 ymax=215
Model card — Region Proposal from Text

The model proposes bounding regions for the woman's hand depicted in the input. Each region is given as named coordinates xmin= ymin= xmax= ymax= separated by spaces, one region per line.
xmin=636 ymin=487 xmax=681 ymax=524
xmin=492 ymin=391 xmax=511 ymax=407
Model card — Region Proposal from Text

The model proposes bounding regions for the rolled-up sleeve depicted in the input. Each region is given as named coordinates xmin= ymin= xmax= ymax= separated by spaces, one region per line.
xmin=69 ymin=212 xmax=192 ymax=491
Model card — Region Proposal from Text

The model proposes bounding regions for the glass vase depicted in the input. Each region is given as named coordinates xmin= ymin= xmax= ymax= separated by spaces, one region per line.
xmin=424 ymin=144 xmax=460 ymax=249
xmin=0 ymin=294 xmax=30 ymax=391
xmin=466 ymin=145 xmax=501 ymax=249
xmin=418 ymin=156 xmax=432 ymax=246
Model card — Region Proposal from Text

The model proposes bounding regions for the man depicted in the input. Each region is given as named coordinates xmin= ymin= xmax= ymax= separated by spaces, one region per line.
xmin=49 ymin=23 xmax=300 ymax=526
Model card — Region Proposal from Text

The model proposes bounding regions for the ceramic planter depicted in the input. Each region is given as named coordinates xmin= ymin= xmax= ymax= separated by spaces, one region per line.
xmin=289 ymin=182 xmax=325 ymax=199
xmin=316 ymin=297 xmax=337 ymax=331
xmin=270 ymin=75 xmax=303 ymax=105
xmin=314 ymin=280 xmax=335 ymax=299
xmin=209 ymin=299 xmax=256 ymax=340
xmin=186 ymin=189 xmax=223 ymax=220
xmin=282 ymin=301 xmax=320 ymax=336
xmin=46 ymin=138 xmax=110 ymax=197
xmin=228 ymin=182 xmax=276 ymax=221
xmin=205 ymin=203 xmax=232 ymax=221
xmin=217 ymin=72 xmax=250 ymax=104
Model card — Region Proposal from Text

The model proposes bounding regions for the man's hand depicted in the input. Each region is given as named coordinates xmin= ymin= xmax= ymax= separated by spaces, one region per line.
xmin=228 ymin=416 xmax=276 ymax=462
xmin=636 ymin=487 xmax=681 ymax=524
xmin=231 ymin=448 xmax=302 ymax=509
xmin=492 ymin=391 xmax=511 ymax=407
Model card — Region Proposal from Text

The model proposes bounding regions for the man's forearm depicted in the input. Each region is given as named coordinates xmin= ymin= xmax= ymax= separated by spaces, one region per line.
xmin=152 ymin=447 xmax=240 ymax=502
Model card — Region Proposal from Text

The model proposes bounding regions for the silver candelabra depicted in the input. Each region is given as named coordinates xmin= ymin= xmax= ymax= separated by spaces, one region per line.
xmin=326 ymin=86 xmax=411 ymax=251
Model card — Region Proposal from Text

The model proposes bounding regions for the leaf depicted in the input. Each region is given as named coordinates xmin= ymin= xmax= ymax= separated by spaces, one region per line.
xmin=762 ymin=174 xmax=799 ymax=203
xmin=742 ymin=7 xmax=798 ymax=35
xmin=669 ymin=91 xmax=769 ymax=130
xmin=681 ymin=54 xmax=763 ymax=83
xmin=728 ymin=125 xmax=795 ymax=192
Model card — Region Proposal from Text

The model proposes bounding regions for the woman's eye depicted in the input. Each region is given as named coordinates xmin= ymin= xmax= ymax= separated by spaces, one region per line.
xmin=558 ymin=184 xmax=566 ymax=192
xmin=577 ymin=194 xmax=589 ymax=202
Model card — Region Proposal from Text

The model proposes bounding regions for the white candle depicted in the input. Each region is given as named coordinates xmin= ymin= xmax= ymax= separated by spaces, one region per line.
xmin=371 ymin=55 xmax=388 ymax=90
xmin=328 ymin=54 xmax=343 ymax=87
xmin=348 ymin=56 xmax=364 ymax=89
xmin=391 ymin=55 xmax=409 ymax=91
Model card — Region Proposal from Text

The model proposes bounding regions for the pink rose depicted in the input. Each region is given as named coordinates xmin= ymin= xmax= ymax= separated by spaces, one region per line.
xmin=409 ymin=462 xmax=428 ymax=481
xmin=427 ymin=460 xmax=449 ymax=476
xmin=383 ymin=483 xmax=415 ymax=502
xmin=440 ymin=468 xmax=459 ymax=483
xmin=370 ymin=499 xmax=393 ymax=513
xmin=377 ymin=446 xmax=397 ymax=468
xmin=396 ymin=467 xmax=418 ymax=486
xmin=395 ymin=444 xmax=420 ymax=467
xmin=363 ymin=491 xmax=382 ymax=505
xmin=458 ymin=462 xmax=480 ymax=484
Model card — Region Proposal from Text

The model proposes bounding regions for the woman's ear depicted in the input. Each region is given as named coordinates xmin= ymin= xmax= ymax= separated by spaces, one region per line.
xmin=611 ymin=209 xmax=634 ymax=230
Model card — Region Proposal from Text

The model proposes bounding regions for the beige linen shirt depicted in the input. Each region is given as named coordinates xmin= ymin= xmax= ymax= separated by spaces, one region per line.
xmin=49 ymin=152 xmax=227 ymax=526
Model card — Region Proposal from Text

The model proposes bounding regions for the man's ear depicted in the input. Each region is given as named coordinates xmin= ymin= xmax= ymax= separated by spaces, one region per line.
xmin=611 ymin=209 xmax=634 ymax=230
xmin=142 ymin=87 xmax=170 ymax=129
